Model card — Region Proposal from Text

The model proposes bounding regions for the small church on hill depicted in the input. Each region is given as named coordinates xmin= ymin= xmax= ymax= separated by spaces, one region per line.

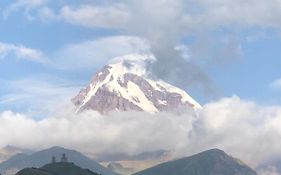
xmin=51 ymin=153 xmax=69 ymax=163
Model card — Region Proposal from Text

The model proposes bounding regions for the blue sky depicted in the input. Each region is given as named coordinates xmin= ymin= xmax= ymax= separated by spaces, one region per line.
xmin=0 ymin=0 xmax=281 ymax=116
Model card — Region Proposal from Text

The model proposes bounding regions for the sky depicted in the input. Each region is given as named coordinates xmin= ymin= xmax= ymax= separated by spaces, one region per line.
xmin=1 ymin=1 xmax=281 ymax=173
xmin=0 ymin=0 xmax=281 ymax=115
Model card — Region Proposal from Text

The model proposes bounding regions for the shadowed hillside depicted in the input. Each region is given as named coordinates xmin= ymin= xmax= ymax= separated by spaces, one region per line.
xmin=16 ymin=162 xmax=100 ymax=175
xmin=133 ymin=149 xmax=257 ymax=175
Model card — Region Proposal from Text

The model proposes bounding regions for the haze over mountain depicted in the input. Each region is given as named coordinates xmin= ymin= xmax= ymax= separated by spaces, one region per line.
xmin=258 ymin=159 xmax=281 ymax=175
xmin=0 ymin=146 xmax=117 ymax=175
xmin=133 ymin=149 xmax=257 ymax=175
xmin=0 ymin=146 xmax=32 ymax=163
xmin=72 ymin=54 xmax=202 ymax=114
xmin=107 ymin=162 xmax=134 ymax=175
xmin=97 ymin=150 xmax=172 ymax=175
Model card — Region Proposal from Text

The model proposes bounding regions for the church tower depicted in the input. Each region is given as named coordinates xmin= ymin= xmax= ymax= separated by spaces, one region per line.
xmin=52 ymin=156 xmax=56 ymax=163
xmin=61 ymin=153 xmax=68 ymax=162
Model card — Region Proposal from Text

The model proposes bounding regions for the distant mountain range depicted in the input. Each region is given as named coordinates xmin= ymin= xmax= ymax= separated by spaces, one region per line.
xmin=0 ymin=146 xmax=32 ymax=163
xmin=72 ymin=54 xmax=202 ymax=114
xmin=16 ymin=162 xmax=99 ymax=175
xmin=96 ymin=150 xmax=173 ymax=175
xmin=107 ymin=162 xmax=134 ymax=175
xmin=133 ymin=149 xmax=257 ymax=175
xmin=96 ymin=150 xmax=169 ymax=162
xmin=1 ymin=146 xmax=259 ymax=175
xmin=0 ymin=146 xmax=117 ymax=175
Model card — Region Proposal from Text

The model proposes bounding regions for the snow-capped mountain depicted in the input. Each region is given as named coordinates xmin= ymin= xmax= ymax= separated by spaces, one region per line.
xmin=72 ymin=54 xmax=202 ymax=114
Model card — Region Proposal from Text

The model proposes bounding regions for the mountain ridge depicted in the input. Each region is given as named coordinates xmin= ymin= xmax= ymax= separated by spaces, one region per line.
xmin=0 ymin=145 xmax=32 ymax=163
xmin=0 ymin=146 xmax=117 ymax=175
xmin=133 ymin=148 xmax=257 ymax=175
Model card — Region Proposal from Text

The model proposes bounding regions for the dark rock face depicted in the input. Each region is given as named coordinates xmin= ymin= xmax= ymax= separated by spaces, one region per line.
xmin=72 ymin=66 xmax=111 ymax=107
xmin=133 ymin=149 xmax=257 ymax=175
xmin=80 ymin=86 xmax=143 ymax=114
xmin=122 ymin=73 xmax=189 ymax=111
xmin=72 ymin=63 xmax=201 ymax=114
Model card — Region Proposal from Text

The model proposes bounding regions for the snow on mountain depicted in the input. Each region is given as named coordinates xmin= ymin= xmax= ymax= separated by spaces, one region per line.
xmin=72 ymin=54 xmax=202 ymax=114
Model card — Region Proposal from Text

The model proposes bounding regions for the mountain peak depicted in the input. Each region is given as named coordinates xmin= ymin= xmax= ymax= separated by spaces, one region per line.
xmin=134 ymin=149 xmax=257 ymax=175
xmin=72 ymin=54 xmax=202 ymax=114
xmin=201 ymin=148 xmax=226 ymax=155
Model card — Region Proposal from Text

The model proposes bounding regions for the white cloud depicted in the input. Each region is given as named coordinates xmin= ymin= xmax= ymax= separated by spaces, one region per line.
xmin=4 ymin=0 xmax=281 ymax=31
xmin=184 ymin=96 xmax=281 ymax=168
xmin=258 ymin=166 xmax=280 ymax=175
xmin=52 ymin=36 xmax=150 ymax=70
xmin=37 ymin=6 xmax=57 ymax=22
xmin=31 ymin=0 xmax=281 ymax=31
xmin=0 ymin=94 xmax=30 ymax=106
xmin=2 ymin=0 xmax=49 ymax=20
xmin=0 ymin=77 xmax=81 ymax=117
xmin=189 ymin=0 xmax=281 ymax=30
xmin=1 ymin=95 xmax=281 ymax=170
xmin=59 ymin=4 xmax=130 ymax=29
xmin=270 ymin=79 xmax=281 ymax=91
xmin=0 ymin=42 xmax=47 ymax=63
xmin=0 ymin=109 xmax=196 ymax=155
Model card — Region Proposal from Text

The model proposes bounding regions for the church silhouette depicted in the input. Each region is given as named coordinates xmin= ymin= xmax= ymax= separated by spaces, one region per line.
xmin=51 ymin=153 xmax=69 ymax=163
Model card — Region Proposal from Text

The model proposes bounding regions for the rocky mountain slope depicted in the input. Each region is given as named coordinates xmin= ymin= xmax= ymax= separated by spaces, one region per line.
xmin=72 ymin=54 xmax=202 ymax=114
xmin=133 ymin=149 xmax=257 ymax=175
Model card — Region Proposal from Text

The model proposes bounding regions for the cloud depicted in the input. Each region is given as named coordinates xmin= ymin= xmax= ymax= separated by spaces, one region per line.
xmin=1 ymin=95 xmax=281 ymax=170
xmin=8 ymin=0 xmax=281 ymax=30
xmin=184 ymin=96 xmax=281 ymax=168
xmin=0 ymin=42 xmax=47 ymax=63
xmin=0 ymin=109 xmax=197 ymax=155
xmin=270 ymin=79 xmax=281 ymax=91
xmin=52 ymin=36 xmax=150 ymax=70
xmin=59 ymin=4 xmax=130 ymax=29
xmin=37 ymin=6 xmax=57 ymax=22
xmin=0 ymin=77 xmax=81 ymax=117
xmin=258 ymin=166 xmax=280 ymax=175
xmin=45 ymin=0 xmax=213 ymax=92
xmin=2 ymin=0 xmax=49 ymax=20
xmin=121 ymin=0 xmax=216 ymax=93
xmin=187 ymin=0 xmax=281 ymax=30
